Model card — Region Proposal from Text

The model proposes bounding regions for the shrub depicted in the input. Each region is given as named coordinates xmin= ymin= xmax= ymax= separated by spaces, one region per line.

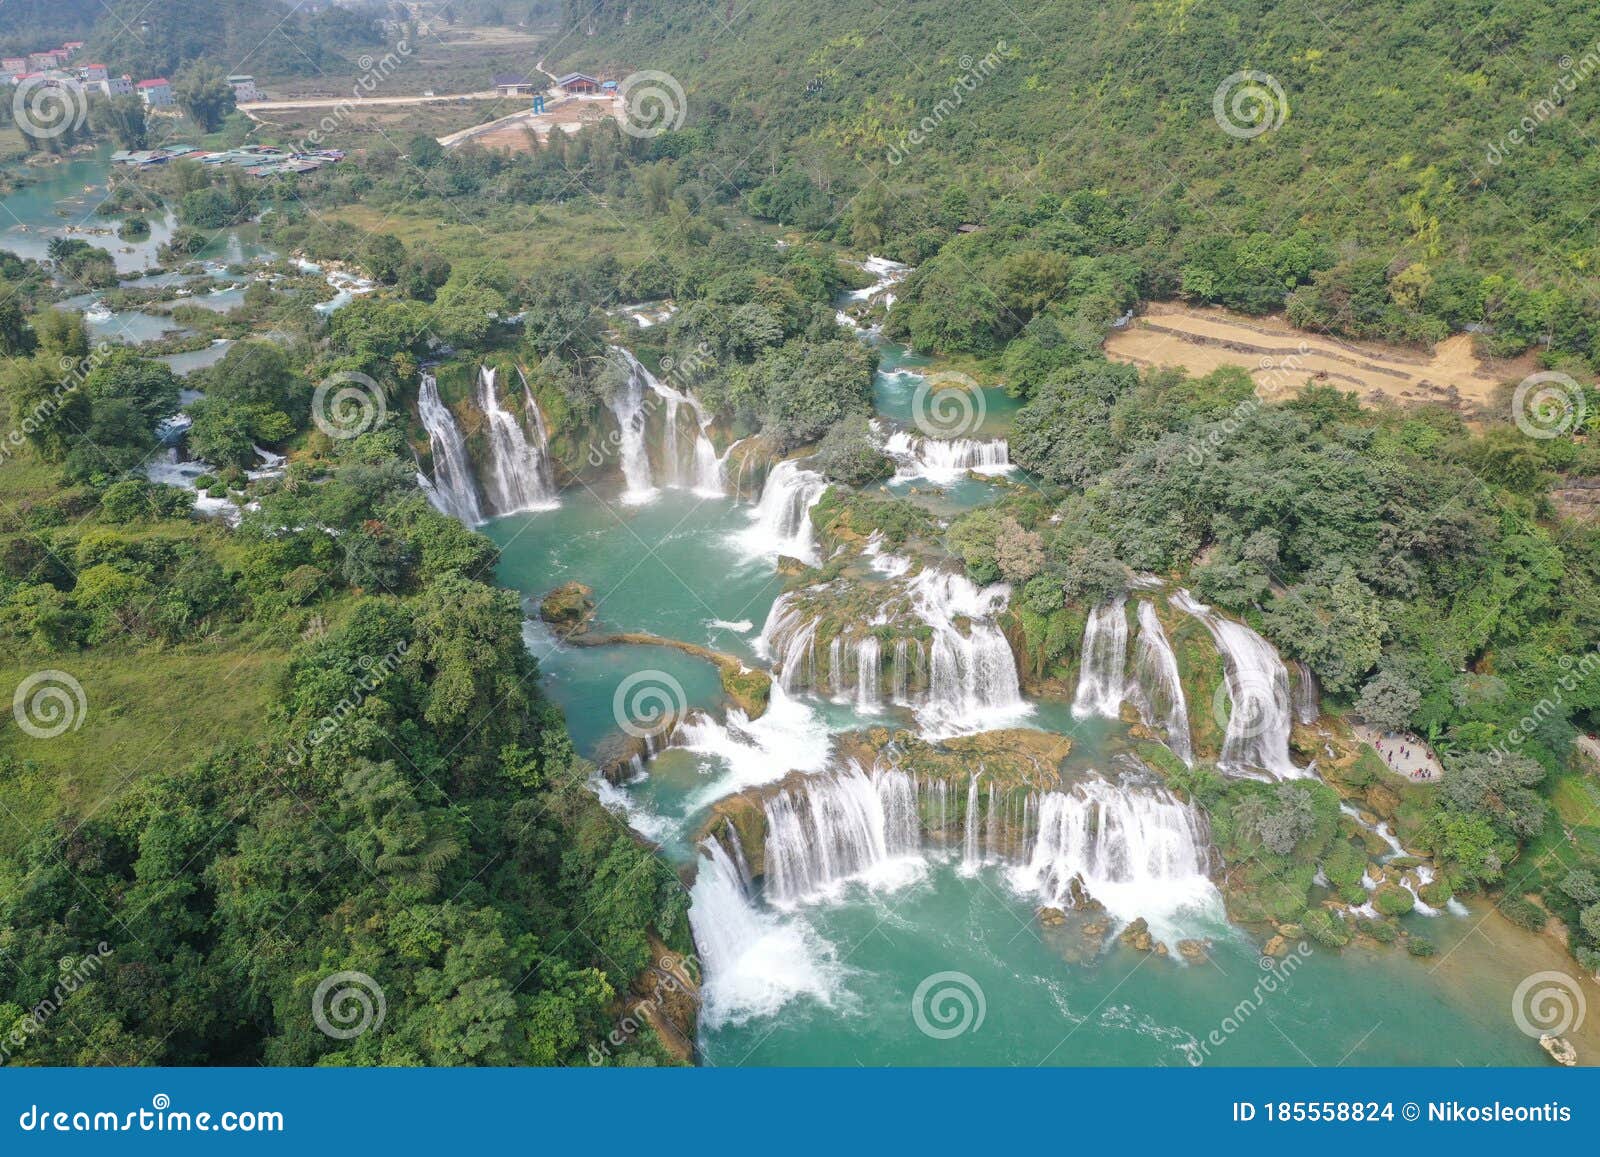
xmin=1373 ymin=883 xmax=1415 ymax=917
xmin=1497 ymin=895 xmax=1547 ymax=932
xmin=1301 ymin=907 xmax=1351 ymax=948
xmin=1406 ymin=935 xmax=1436 ymax=957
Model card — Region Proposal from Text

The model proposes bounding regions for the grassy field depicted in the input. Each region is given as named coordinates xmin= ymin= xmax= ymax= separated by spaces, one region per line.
xmin=0 ymin=631 xmax=289 ymax=855
xmin=325 ymin=199 xmax=660 ymax=277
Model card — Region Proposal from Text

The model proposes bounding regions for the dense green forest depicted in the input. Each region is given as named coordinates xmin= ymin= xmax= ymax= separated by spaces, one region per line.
xmin=556 ymin=0 xmax=1600 ymax=370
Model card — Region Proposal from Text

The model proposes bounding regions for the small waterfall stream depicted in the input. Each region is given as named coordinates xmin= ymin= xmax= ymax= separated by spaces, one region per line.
xmin=1129 ymin=600 xmax=1194 ymax=766
xmin=1072 ymin=597 xmax=1130 ymax=720
xmin=476 ymin=366 xmax=558 ymax=514
xmin=1172 ymin=590 xmax=1304 ymax=779
xmin=417 ymin=372 xmax=486 ymax=526
xmin=605 ymin=351 xmax=658 ymax=504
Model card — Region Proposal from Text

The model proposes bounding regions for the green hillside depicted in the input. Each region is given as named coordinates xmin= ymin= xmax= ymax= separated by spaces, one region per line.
xmin=556 ymin=0 xmax=1600 ymax=366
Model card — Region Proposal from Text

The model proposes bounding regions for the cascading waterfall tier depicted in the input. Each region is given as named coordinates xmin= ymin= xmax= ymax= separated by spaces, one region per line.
xmin=1128 ymin=600 xmax=1194 ymax=766
xmin=756 ymin=569 xmax=1025 ymax=736
xmin=1172 ymin=590 xmax=1305 ymax=779
xmin=911 ymin=569 xmax=1029 ymax=738
xmin=739 ymin=459 xmax=829 ymax=564
xmin=763 ymin=763 xmax=923 ymax=903
xmin=881 ymin=428 xmax=1012 ymax=484
xmin=475 ymin=366 xmax=558 ymax=515
xmin=1071 ymin=597 xmax=1130 ymax=720
xmin=416 ymin=372 xmax=486 ymax=526
xmin=1009 ymin=778 xmax=1224 ymax=943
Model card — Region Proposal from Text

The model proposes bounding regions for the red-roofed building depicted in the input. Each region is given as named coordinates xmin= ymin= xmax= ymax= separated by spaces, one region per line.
xmin=2 ymin=58 xmax=27 ymax=75
xmin=83 ymin=64 xmax=108 ymax=83
xmin=137 ymin=77 xmax=174 ymax=107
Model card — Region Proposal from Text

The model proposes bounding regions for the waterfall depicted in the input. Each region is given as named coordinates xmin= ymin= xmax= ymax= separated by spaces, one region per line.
xmin=882 ymin=428 xmax=1013 ymax=484
xmin=688 ymin=839 xmax=840 ymax=1028
xmin=763 ymin=764 xmax=922 ymax=903
xmin=475 ymin=366 xmax=558 ymax=514
xmin=910 ymin=569 xmax=1028 ymax=738
xmin=416 ymin=372 xmax=486 ymax=526
xmin=1071 ymin=597 xmax=1130 ymax=720
xmin=1010 ymin=778 xmax=1224 ymax=943
xmin=855 ymin=636 xmax=882 ymax=712
xmin=961 ymin=774 xmax=982 ymax=873
xmin=1293 ymin=660 xmax=1320 ymax=724
xmin=606 ymin=351 xmax=657 ymax=504
xmin=758 ymin=594 xmax=820 ymax=694
xmin=739 ymin=459 xmax=829 ymax=564
xmin=613 ymin=346 xmax=723 ymax=495
xmin=1172 ymin=590 xmax=1305 ymax=779
xmin=1128 ymin=600 xmax=1193 ymax=766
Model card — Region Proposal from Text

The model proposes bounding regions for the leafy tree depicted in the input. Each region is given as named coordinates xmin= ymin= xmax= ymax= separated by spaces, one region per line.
xmin=173 ymin=62 xmax=236 ymax=132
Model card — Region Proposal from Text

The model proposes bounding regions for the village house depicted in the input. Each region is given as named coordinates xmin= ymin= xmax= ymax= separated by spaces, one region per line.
xmin=556 ymin=72 xmax=600 ymax=93
xmin=137 ymin=77 xmax=174 ymax=108
xmin=2 ymin=58 xmax=27 ymax=76
xmin=99 ymin=75 xmax=134 ymax=98
xmin=83 ymin=63 xmax=108 ymax=83
xmin=226 ymin=74 xmax=261 ymax=102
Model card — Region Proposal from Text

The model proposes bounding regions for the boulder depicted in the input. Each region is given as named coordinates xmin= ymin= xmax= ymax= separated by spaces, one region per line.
xmin=1037 ymin=906 xmax=1067 ymax=927
xmin=1119 ymin=917 xmax=1155 ymax=953
xmin=1177 ymin=938 xmax=1208 ymax=962
xmin=1064 ymin=874 xmax=1104 ymax=913
xmin=539 ymin=581 xmax=595 ymax=634
xmin=1262 ymin=935 xmax=1288 ymax=958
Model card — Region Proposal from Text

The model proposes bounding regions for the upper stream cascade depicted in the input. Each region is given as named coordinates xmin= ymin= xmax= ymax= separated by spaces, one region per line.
xmin=881 ymin=428 xmax=1013 ymax=484
xmin=609 ymin=347 xmax=725 ymax=497
xmin=417 ymin=372 xmax=487 ymax=526
xmin=417 ymin=367 xmax=558 ymax=523
xmin=475 ymin=366 xmax=559 ymax=515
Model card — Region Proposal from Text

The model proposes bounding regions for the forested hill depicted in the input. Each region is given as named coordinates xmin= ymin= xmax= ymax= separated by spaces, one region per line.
xmin=558 ymin=0 xmax=1600 ymax=365
xmin=0 ymin=0 xmax=376 ymax=77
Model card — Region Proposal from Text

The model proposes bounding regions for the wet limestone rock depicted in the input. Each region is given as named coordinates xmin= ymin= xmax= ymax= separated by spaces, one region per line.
xmin=1262 ymin=934 xmax=1288 ymax=958
xmin=539 ymin=581 xmax=595 ymax=634
xmin=1119 ymin=917 xmax=1155 ymax=953
xmin=1177 ymin=939 xmax=1208 ymax=962
xmin=1037 ymin=906 xmax=1067 ymax=927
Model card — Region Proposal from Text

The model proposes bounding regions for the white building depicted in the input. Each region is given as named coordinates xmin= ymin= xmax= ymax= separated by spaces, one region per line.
xmin=136 ymin=78 xmax=174 ymax=108
xmin=226 ymin=74 xmax=261 ymax=103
